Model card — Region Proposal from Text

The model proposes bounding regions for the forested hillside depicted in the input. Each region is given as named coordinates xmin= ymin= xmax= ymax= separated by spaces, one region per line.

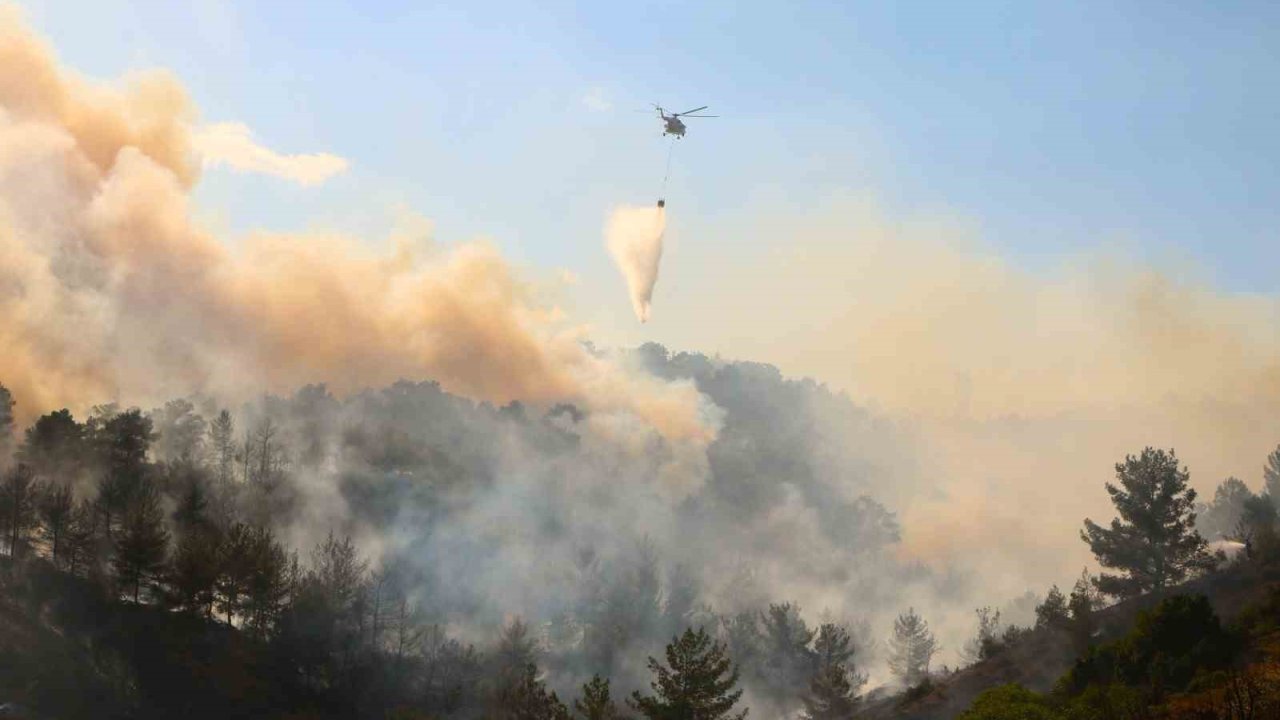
xmin=0 ymin=347 xmax=912 ymax=719
xmin=4 ymin=350 xmax=1280 ymax=719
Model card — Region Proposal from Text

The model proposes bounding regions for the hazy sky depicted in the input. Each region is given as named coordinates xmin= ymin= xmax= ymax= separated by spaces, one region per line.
xmin=18 ymin=0 xmax=1280 ymax=350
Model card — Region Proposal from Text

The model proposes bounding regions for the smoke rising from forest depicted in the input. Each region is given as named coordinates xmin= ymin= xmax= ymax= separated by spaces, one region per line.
xmin=7 ymin=9 xmax=1280 ymax=709
xmin=0 ymin=10 xmax=711 ymax=454
xmin=645 ymin=194 xmax=1280 ymax=603
xmin=605 ymin=205 xmax=666 ymax=323
xmin=0 ymin=8 xmax=924 ymax=686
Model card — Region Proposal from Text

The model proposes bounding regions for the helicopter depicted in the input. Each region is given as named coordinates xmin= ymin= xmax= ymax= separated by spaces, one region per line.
xmin=653 ymin=104 xmax=718 ymax=138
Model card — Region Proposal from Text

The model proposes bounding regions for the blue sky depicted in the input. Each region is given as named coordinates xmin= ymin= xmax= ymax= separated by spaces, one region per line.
xmin=20 ymin=0 xmax=1280 ymax=298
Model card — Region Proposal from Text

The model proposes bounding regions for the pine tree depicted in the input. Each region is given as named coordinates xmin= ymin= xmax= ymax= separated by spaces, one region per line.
xmin=0 ymin=464 xmax=40 ymax=557
xmin=38 ymin=482 xmax=74 ymax=567
xmin=719 ymin=611 xmax=763 ymax=686
xmin=0 ymin=383 xmax=14 ymax=461
xmin=63 ymin=498 xmax=100 ymax=577
xmin=216 ymin=522 xmax=255 ymax=624
xmin=1067 ymin=569 xmax=1098 ymax=655
xmin=887 ymin=608 xmax=938 ymax=687
xmin=575 ymin=675 xmax=626 ymax=720
xmin=209 ymin=410 xmax=235 ymax=481
xmin=92 ymin=407 xmax=154 ymax=482
xmin=1264 ymin=445 xmax=1280 ymax=507
xmin=803 ymin=622 xmax=865 ymax=717
xmin=168 ymin=527 xmax=221 ymax=616
xmin=112 ymin=481 xmax=171 ymax=603
xmin=1236 ymin=495 xmax=1278 ymax=549
xmin=1034 ymin=585 xmax=1070 ymax=632
xmin=800 ymin=663 xmax=859 ymax=720
xmin=91 ymin=408 xmax=155 ymax=541
xmin=494 ymin=663 xmax=571 ymax=720
xmin=19 ymin=409 xmax=84 ymax=479
xmin=171 ymin=470 xmax=210 ymax=536
xmin=495 ymin=617 xmax=540 ymax=677
xmin=757 ymin=603 xmax=816 ymax=710
xmin=629 ymin=627 xmax=748 ymax=720
xmin=961 ymin=608 xmax=1002 ymax=665
xmin=244 ymin=526 xmax=295 ymax=637
xmin=1081 ymin=447 xmax=1217 ymax=598
xmin=812 ymin=624 xmax=855 ymax=671
xmin=149 ymin=398 xmax=206 ymax=465
xmin=1197 ymin=477 xmax=1255 ymax=540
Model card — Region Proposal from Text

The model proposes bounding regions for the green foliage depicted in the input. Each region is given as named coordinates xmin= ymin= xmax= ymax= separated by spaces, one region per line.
xmin=1057 ymin=683 xmax=1145 ymax=720
xmin=957 ymin=684 xmax=1059 ymax=720
xmin=574 ymin=675 xmax=626 ymax=720
xmin=629 ymin=627 xmax=747 ymax=720
xmin=1035 ymin=585 xmax=1070 ymax=631
xmin=1081 ymin=447 xmax=1216 ymax=598
xmin=1059 ymin=594 xmax=1236 ymax=703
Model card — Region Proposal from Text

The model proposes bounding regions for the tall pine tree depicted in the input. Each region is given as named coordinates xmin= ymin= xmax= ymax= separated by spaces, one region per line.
xmin=0 ymin=383 xmax=13 ymax=461
xmin=493 ymin=663 xmax=571 ymax=720
xmin=113 ymin=480 xmax=171 ymax=603
xmin=757 ymin=603 xmax=816 ymax=711
xmin=1081 ymin=447 xmax=1216 ymax=598
xmin=1264 ymin=445 xmax=1280 ymax=509
xmin=629 ymin=627 xmax=747 ymax=720
xmin=38 ymin=482 xmax=74 ymax=567
xmin=800 ymin=664 xmax=858 ymax=720
xmin=887 ymin=609 xmax=937 ymax=687
xmin=0 ymin=464 xmax=39 ymax=557
xmin=167 ymin=526 xmax=221 ymax=616
xmin=574 ymin=675 xmax=626 ymax=720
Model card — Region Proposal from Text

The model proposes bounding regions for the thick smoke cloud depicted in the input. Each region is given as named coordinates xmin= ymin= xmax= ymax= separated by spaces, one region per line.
xmin=647 ymin=194 xmax=1280 ymax=604
xmin=0 ymin=11 xmax=712 ymax=453
xmin=605 ymin=204 xmax=666 ymax=323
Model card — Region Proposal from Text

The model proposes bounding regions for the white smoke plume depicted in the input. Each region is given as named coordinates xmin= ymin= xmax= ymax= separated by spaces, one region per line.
xmin=192 ymin=121 xmax=348 ymax=186
xmin=606 ymin=204 xmax=666 ymax=322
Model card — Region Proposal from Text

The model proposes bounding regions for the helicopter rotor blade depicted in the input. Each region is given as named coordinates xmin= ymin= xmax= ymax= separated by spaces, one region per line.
xmin=681 ymin=114 xmax=719 ymax=118
xmin=675 ymin=105 xmax=708 ymax=116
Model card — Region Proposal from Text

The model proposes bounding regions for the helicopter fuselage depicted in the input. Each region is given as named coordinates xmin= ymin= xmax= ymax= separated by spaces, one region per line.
xmin=662 ymin=115 xmax=686 ymax=137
